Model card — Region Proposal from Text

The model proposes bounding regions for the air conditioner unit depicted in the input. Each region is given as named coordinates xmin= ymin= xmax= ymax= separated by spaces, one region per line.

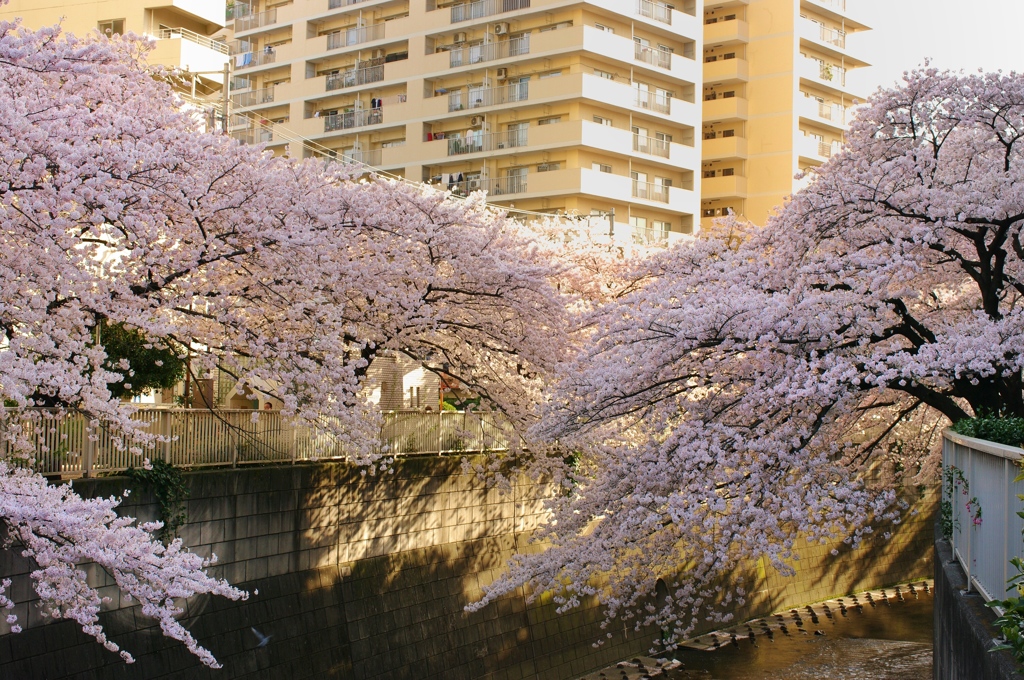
xmin=453 ymin=32 xmax=467 ymax=44
xmin=493 ymin=22 xmax=509 ymax=35
xmin=470 ymin=115 xmax=484 ymax=126
xmin=496 ymin=67 xmax=508 ymax=80
xmin=468 ymin=178 xmax=482 ymax=190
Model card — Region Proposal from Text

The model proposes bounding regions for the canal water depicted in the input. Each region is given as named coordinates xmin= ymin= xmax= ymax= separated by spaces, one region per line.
xmin=665 ymin=587 xmax=933 ymax=679
xmin=593 ymin=585 xmax=937 ymax=680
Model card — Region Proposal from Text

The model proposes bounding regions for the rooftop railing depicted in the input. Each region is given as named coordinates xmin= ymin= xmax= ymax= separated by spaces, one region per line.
xmin=4 ymin=409 xmax=513 ymax=477
xmin=156 ymin=28 xmax=229 ymax=54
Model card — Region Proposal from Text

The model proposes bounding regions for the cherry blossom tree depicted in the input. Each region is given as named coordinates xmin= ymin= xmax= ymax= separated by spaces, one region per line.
xmin=473 ymin=68 xmax=1024 ymax=642
xmin=0 ymin=14 xmax=569 ymax=664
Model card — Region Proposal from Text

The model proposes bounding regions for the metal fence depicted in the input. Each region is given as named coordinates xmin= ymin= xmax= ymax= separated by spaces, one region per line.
xmin=1 ymin=409 xmax=514 ymax=477
xmin=942 ymin=429 xmax=1024 ymax=602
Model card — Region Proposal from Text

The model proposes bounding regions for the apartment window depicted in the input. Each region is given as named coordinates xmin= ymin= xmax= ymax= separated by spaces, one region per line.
xmin=703 ymin=170 xmax=716 ymax=179
xmin=98 ymin=18 xmax=125 ymax=35
xmin=704 ymin=55 xmax=717 ymax=63
xmin=723 ymin=53 xmax=736 ymax=60
xmin=655 ymin=132 xmax=672 ymax=143
xmin=539 ymin=70 xmax=563 ymax=79
xmin=594 ymin=69 xmax=615 ymax=80
xmin=656 ymin=177 xmax=672 ymax=188
xmin=702 ymin=208 xmax=715 ymax=217
xmin=539 ymin=21 xmax=573 ymax=32
xmin=723 ymin=90 xmax=736 ymax=98
xmin=538 ymin=116 xmax=562 ymax=125
xmin=724 ymin=14 xmax=737 ymax=20
xmin=721 ymin=168 xmax=735 ymax=176
xmin=593 ymin=116 xmax=612 ymax=126
xmin=537 ymin=162 xmax=560 ymax=172
xmin=595 ymin=23 xmax=614 ymax=33
xmin=592 ymin=163 xmax=612 ymax=173
xmin=653 ymin=220 xmax=671 ymax=233
xmin=722 ymin=129 xmax=735 ymax=138
xmin=381 ymin=139 xmax=406 ymax=148
xmin=703 ymin=132 xmax=716 ymax=140
xmin=705 ymin=17 xmax=718 ymax=24
xmin=630 ymin=216 xmax=648 ymax=229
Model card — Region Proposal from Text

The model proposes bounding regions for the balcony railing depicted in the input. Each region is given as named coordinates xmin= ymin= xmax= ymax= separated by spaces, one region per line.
xmin=815 ymin=24 xmax=846 ymax=48
xmin=324 ymin=108 xmax=384 ymax=132
xmin=633 ymin=134 xmax=670 ymax=158
xmin=235 ymin=8 xmax=277 ymax=32
xmin=326 ymin=63 xmax=385 ymax=90
xmin=632 ymin=226 xmax=669 ymax=246
xmin=156 ymin=28 xmax=229 ymax=54
xmin=811 ymin=59 xmax=847 ymax=86
xmin=335 ymin=148 xmax=384 ymax=167
xmin=329 ymin=0 xmax=374 ymax=8
xmin=635 ymin=43 xmax=672 ymax=69
xmin=234 ymin=49 xmax=276 ymax=69
xmin=231 ymin=128 xmax=275 ymax=145
xmin=448 ymin=82 xmax=528 ymax=111
xmin=811 ymin=0 xmax=846 ymax=11
xmin=451 ymin=0 xmax=530 ymax=23
xmin=326 ymin=24 xmax=386 ymax=50
xmin=230 ymin=86 xmax=275 ymax=107
xmin=447 ymin=129 xmax=528 ymax=156
xmin=633 ymin=179 xmax=669 ymax=203
xmin=450 ymin=35 xmax=529 ymax=68
xmin=636 ymin=0 xmax=672 ymax=24
xmin=808 ymin=99 xmax=849 ymax=124
xmin=634 ymin=89 xmax=671 ymax=114
xmin=480 ymin=174 xmax=527 ymax=196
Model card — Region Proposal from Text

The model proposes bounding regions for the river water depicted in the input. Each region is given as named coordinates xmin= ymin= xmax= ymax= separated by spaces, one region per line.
xmin=665 ymin=589 xmax=933 ymax=679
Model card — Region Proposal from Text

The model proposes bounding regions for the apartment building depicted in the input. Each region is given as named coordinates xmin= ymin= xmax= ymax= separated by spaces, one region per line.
xmin=227 ymin=0 xmax=703 ymax=243
xmin=701 ymin=0 xmax=869 ymax=228
xmin=0 ymin=0 xmax=230 ymax=119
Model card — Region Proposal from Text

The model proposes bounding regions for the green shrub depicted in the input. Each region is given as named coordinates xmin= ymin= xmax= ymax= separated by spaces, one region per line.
xmin=952 ymin=416 xmax=1024 ymax=447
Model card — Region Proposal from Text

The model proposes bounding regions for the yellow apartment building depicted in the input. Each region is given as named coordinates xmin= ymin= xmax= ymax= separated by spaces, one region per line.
xmin=701 ymin=0 xmax=869 ymax=228
xmin=227 ymin=0 xmax=704 ymax=243
xmin=0 ymin=0 xmax=231 ymax=118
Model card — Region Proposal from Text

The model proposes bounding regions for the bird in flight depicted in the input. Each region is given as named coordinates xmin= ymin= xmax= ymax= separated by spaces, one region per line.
xmin=251 ymin=627 xmax=272 ymax=648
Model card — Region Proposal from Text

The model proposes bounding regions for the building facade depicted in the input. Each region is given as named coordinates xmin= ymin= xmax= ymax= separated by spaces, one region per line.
xmin=0 ymin=0 xmax=231 ymax=117
xmin=701 ymin=0 xmax=869 ymax=228
xmin=228 ymin=0 xmax=704 ymax=243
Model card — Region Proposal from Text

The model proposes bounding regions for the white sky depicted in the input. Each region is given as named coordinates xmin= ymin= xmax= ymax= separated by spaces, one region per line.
xmin=847 ymin=0 xmax=1024 ymax=96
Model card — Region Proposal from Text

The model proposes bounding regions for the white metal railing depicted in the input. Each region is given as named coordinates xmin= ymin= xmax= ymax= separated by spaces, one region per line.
xmin=326 ymin=63 xmax=385 ymax=90
xmin=324 ymin=108 xmax=383 ymax=132
xmin=634 ymin=134 xmax=670 ymax=158
xmin=448 ymin=82 xmax=528 ymax=111
xmin=235 ymin=8 xmax=278 ymax=32
xmin=810 ymin=59 xmax=847 ymax=86
xmin=340 ymin=148 xmax=384 ymax=166
xmin=231 ymin=86 xmax=275 ymax=107
xmin=480 ymin=174 xmax=527 ymax=196
xmin=330 ymin=0 xmax=372 ymax=7
xmin=811 ymin=0 xmax=847 ymax=11
xmin=449 ymin=35 xmax=529 ymax=67
xmin=2 ymin=409 xmax=513 ymax=476
xmin=451 ymin=0 xmax=530 ymax=23
xmin=326 ymin=24 xmax=385 ymax=50
xmin=634 ymin=89 xmax=671 ymax=114
xmin=635 ymin=43 xmax=672 ymax=69
xmin=447 ymin=128 xmax=528 ymax=156
xmin=636 ymin=0 xmax=672 ymax=24
xmin=231 ymin=128 xmax=275 ymax=144
xmin=633 ymin=179 xmax=669 ymax=202
xmin=156 ymin=28 xmax=229 ymax=54
xmin=632 ymin=226 xmax=669 ymax=245
xmin=942 ymin=429 xmax=1024 ymax=603
xmin=816 ymin=24 xmax=846 ymax=48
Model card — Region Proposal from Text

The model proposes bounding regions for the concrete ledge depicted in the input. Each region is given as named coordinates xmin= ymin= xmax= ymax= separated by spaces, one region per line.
xmin=935 ymin=528 xmax=1024 ymax=679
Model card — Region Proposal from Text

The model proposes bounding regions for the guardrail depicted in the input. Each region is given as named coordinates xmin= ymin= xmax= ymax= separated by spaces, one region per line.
xmin=156 ymin=28 xmax=229 ymax=54
xmin=942 ymin=429 xmax=1024 ymax=602
xmin=1 ymin=409 xmax=513 ymax=477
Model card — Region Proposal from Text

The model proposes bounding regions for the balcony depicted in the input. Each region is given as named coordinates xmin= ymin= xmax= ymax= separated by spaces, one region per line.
xmin=231 ymin=86 xmax=275 ymax=108
xmin=450 ymin=35 xmax=529 ymax=68
xmin=704 ymin=18 xmax=749 ymax=45
xmin=799 ymin=57 xmax=848 ymax=90
xmin=798 ymin=97 xmax=850 ymax=127
xmin=327 ymin=62 xmax=385 ymax=90
xmin=233 ymin=49 xmax=277 ymax=70
xmin=703 ymin=95 xmax=748 ymax=121
xmin=448 ymin=81 xmax=528 ymax=111
xmin=702 ymin=135 xmax=747 ymax=160
xmin=235 ymin=8 xmax=278 ymax=32
xmin=636 ymin=0 xmax=673 ymax=25
xmin=704 ymin=56 xmax=749 ymax=83
xmin=447 ymin=128 xmax=528 ymax=156
xmin=326 ymin=24 xmax=385 ymax=50
xmin=702 ymin=174 xmax=747 ymax=199
xmin=231 ymin=127 xmax=275 ymax=145
xmin=329 ymin=0 xmax=375 ymax=7
xmin=149 ymin=28 xmax=229 ymax=73
xmin=634 ymin=89 xmax=671 ymax=114
xmin=797 ymin=135 xmax=836 ymax=162
xmin=633 ymin=179 xmax=670 ymax=203
xmin=633 ymin=134 xmax=671 ymax=158
xmin=634 ymin=43 xmax=672 ymax=69
xmin=323 ymin=107 xmax=384 ymax=132
xmin=451 ymin=0 xmax=530 ymax=24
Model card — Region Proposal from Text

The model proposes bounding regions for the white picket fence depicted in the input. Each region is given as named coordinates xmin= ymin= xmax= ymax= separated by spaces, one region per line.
xmin=0 ymin=409 xmax=513 ymax=477
xmin=942 ymin=429 xmax=1024 ymax=601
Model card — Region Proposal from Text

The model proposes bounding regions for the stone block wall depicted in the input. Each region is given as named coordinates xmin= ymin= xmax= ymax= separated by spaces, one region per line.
xmin=0 ymin=458 xmax=935 ymax=679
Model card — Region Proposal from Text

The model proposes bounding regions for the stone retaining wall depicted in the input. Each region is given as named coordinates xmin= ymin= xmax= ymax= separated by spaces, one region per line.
xmin=0 ymin=459 xmax=936 ymax=679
